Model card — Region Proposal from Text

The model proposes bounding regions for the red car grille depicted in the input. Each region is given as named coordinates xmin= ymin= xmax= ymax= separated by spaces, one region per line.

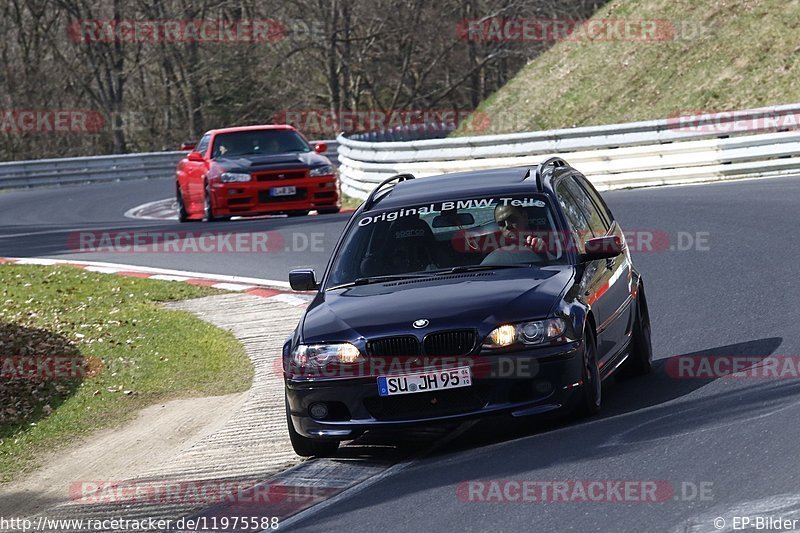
xmin=255 ymin=169 xmax=307 ymax=181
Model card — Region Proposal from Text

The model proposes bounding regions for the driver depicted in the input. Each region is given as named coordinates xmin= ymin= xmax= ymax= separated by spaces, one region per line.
xmin=481 ymin=205 xmax=547 ymax=265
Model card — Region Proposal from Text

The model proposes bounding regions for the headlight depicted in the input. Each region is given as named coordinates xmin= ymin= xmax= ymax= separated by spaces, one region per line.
xmin=483 ymin=318 xmax=570 ymax=349
xmin=309 ymin=165 xmax=334 ymax=177
xmin=220 ymin=172 xmax=251 ymax=183
xmin=291 ymin=343 xmax=363 ymax=368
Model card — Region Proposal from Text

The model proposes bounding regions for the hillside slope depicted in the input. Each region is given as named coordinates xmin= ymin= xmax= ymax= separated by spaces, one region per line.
xmin=461 ymin=0 xmax=800 ymax=134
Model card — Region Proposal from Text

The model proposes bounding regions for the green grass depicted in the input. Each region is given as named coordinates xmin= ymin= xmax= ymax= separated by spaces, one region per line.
xmin=0 ymin=264 xmax=253 ymax=483
xmin=341 ymin=192 xmax=364 ymax=210
xmin=455 ymin=0 xmax=800 ymax=135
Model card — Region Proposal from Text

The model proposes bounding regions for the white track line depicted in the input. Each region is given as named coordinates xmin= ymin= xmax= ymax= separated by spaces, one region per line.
xmin=275 ymin=421 xmax=478 ymax=531
xmin=123 ymin=198 xmax=177 ymax=220
xmin=5 ymin=257 xmax=292 ymax=289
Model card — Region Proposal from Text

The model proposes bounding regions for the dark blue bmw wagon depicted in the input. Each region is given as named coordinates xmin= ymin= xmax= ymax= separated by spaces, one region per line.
xmin=283 ymin=158 xmax=652 ymax=456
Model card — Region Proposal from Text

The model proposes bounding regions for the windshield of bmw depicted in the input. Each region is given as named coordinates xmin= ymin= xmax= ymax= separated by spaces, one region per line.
xmin=211 ymin=130 xmax=310 ymax=159
xmin=326 ymin=194 xmax=568 ymax=288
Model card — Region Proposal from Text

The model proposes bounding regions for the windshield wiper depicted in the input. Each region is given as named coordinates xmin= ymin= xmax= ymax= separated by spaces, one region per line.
xmin=328 ymin=273 xmax=433 ymax=290
xmin=434 ymin=264 xmax=531 ymax=275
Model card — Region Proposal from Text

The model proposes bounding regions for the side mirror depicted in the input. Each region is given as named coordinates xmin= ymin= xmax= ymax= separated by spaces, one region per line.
xmin=289 ymin=269 xmax=319 ymax=291
xmin=582 ymin=235 xmax=623 ymax=261
xmin=314 ymin=142 xmax=327 ymax=154
xmin=187 ymin=151 xmax=204 ymax=162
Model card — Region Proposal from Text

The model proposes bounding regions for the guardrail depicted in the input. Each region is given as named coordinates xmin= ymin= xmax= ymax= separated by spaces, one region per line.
xmin=337 ymin=103 xmax=800 ymax=199
xmin=0 ymin=141 xmax=338 ymax=190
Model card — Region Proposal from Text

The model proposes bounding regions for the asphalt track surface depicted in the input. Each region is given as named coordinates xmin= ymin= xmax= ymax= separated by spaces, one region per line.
xmin=3 ymin=176 xmax=800 ymax=532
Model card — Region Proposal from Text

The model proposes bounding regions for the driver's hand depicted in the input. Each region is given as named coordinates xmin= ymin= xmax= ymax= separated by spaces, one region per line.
xmin=524 ymin=236 xmax=546 ymax=253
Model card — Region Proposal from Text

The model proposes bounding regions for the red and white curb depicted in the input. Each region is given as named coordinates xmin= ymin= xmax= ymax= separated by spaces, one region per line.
xmin=124 ymin=197 xmax=357 ymax=221
xmin=0 ymin=257 xmax=313 ymax=307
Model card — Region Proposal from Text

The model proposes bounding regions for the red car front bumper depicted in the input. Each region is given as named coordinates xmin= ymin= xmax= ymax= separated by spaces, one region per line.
xmin=210 ymin=170 xmax=340 ymax=216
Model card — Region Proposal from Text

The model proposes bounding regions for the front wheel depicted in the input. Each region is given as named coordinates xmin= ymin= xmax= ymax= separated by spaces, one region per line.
xmin=176 ymin=183 xmax=189 ymax=223
xmin=285 ymin=397 xmax=339 ymax=457
xmin=575 ymin=327 xmax=601 ymax=417
xmin=202 ymin=183 xmax=230 ymax=221
xmin=203 ymin=182 xmax=217 ymax=222
xmin=618 ymin=283 xmax=653 ymax=378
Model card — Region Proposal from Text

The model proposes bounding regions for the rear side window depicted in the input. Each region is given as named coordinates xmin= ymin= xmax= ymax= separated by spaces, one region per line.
xmin=574 ymin=175 xmax=614 ymax=228
xmin=560 ymin=177 xmax=608 ymax=237
xmin=555 ymin=179 xmax=593 ymax=253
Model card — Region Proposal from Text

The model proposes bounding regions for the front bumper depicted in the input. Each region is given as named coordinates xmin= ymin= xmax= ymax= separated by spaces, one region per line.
xmin=210 ymin=174 xmax=340 ymax=216
xmin=285 ymin=342 xmax=584 ymax=439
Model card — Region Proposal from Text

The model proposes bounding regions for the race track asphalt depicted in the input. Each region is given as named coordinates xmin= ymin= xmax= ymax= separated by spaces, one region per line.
xmin=3 ymin=176 xmax=800 ymax=532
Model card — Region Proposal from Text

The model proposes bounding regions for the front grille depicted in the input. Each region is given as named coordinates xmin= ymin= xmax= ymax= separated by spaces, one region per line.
xmin=366 ymin=336 xmax=420 ymax=357
xmin=424 ymin=330 xmax=476 ymax=357
xmin=255 ymin=170 xmax=307 ymax=181
xmin=364 ymin=387 xmax=489 ymax=421
xmin=257 ymin=189 xmax=307 ymax=203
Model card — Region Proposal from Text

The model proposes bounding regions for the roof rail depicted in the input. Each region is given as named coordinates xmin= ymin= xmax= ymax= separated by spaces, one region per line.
xmin=528 ymin=157 xmax=569 ymax=191
xmin=363 ymin=173 xmax=415 ymax=211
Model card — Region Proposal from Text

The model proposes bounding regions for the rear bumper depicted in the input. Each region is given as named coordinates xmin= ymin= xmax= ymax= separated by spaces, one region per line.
xmin=285 ymin=342 xmax=584 ymax=439
xmin=209 ymin=175 xmax=340 ymax=216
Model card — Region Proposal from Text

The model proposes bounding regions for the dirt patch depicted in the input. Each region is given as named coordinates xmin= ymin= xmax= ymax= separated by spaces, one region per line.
xmin=0 ymin=392 xmax=246 ymax=518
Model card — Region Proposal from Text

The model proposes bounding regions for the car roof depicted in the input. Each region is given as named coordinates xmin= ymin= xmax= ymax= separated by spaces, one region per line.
xmin=369 ymin=167 xmax=550 ymax=210
xmin=208 ymin=124 xmax=297 ymax=135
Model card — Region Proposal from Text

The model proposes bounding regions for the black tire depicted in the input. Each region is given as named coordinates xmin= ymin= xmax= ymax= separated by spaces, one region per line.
xmin=203 ymin=182 xmax=217 ymax=222
xmin=176 ymin=184 xmax=189 ymax=223
xmin=202 ymin=182 xmax=230 ymax=221
xmin=316 ymin=207 xmax=341 ymax=215
xmin=576 ymin=326 xmax=601 ymax=417
xmin=285 ymin=397 xmax=339 ymax=457
xmin=618 ymin=283 xmax=653 ymax=378
xmin=287 ymin=210 xmax=310 ymax=217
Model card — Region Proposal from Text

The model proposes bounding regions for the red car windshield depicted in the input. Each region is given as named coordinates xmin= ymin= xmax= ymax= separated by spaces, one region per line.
xmin=211 ymin=130 xmax=310 ymax=159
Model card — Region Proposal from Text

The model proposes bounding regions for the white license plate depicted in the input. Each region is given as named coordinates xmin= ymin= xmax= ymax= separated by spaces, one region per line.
xmin=377 ymin=366 xmax=472 ymax=397
xmin=270 ymin=186 xmax=296 ymax=196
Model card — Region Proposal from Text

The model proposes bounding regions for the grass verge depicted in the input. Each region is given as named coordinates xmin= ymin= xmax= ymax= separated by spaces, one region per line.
xmin=455 ymin=0 xmax=800 ymax=135
xmin=0 ymin=264 xmax=253 ymax=483
xmin=341 ymin=192 xmax=364 ymax=210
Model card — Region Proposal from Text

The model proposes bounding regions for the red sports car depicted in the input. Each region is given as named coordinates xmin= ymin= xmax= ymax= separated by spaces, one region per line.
xmin=175 ymin=125 xmax=340 ymax=222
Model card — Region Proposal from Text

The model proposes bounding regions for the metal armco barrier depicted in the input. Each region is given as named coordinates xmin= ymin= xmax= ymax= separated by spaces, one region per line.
xmin=336 ymin=103 xmax=800 ymax=199
xmin=0 ymin=141 xmax=338 ymax=190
